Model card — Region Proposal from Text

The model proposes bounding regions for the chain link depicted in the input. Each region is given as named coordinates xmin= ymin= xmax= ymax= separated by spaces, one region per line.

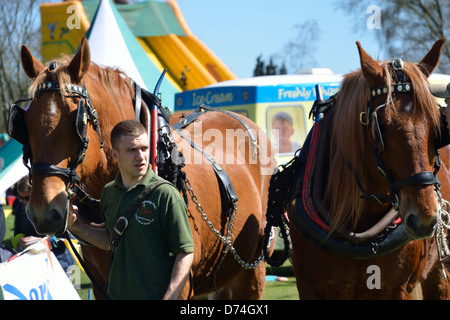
xmin=435 ymin=189 xmax=450 ymax=279
xmin=185 ymin=177 xmax=272 ymax=269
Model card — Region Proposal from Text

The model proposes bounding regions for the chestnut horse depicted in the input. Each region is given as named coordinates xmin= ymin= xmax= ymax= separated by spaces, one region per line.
xmin=13 ymin=37 xmax=275 ymax=299
xmin=285 ymin=39 xmax=450 ymax=299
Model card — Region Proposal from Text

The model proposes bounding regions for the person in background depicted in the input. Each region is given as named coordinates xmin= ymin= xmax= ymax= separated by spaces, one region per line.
xmin=0 ymin=206 xmax=15 ymax=263
xmin=430 ymin=82 xmax=450 ymax=149
xmin=12 ymin=175 xmax=75 ymax=271
xmin=13 ymin=176 xmax=38 ymax=240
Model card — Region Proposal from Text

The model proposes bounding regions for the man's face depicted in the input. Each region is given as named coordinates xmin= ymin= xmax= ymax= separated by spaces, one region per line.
xmin=112 ymin=133 xmax=150 ymax=185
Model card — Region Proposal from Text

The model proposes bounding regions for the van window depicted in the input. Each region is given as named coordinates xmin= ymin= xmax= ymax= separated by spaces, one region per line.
xmin=267 ymin=104 xmax=307 ymax=155
xmin=229 ymin=109 xmax=249 ymax=118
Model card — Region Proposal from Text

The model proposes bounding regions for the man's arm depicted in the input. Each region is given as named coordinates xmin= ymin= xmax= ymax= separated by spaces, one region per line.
xmin=163 ymin=252 xmax=194 ymax=300
xmin=67 ymin=205 xmax=111 ymax=251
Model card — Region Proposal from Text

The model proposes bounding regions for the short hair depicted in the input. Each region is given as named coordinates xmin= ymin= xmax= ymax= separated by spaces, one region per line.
xmin=110 ymin=120 xmax=147 ymax=150
xmin=272 ymin=112 xmax=293 ymax=126
xmin=17 ymin=175 xmax=31 ymax=194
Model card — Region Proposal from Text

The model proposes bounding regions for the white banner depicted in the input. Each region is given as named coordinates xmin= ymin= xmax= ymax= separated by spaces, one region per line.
xmin=0 ymin=239 xmax=80 ymax=300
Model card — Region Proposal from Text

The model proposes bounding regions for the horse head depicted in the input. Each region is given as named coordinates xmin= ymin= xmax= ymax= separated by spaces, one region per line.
xmin=18 ymin=37 xmax=101 ymax=235
xmin=356 ymin=39 xmax=446 ymax=239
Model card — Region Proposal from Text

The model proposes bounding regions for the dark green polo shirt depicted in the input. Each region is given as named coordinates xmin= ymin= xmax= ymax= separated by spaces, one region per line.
xmin=101 ymin=168 xmax=193 ymax=300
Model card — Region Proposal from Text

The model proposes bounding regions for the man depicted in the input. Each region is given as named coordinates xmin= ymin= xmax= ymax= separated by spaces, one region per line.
xmin=431 ymin=82 xmax=450 ymax=107
xmin=431 ymin=82 xmax=450 ymax=148
xmin=68 ymin=120 xmax=194 ymax=300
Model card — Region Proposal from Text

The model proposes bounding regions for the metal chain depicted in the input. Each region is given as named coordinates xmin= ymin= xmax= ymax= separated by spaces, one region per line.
xmin=184 ymin=177 xmax=272 ymax=269
xmin=435 ymin=189 xmax=450 ymax=279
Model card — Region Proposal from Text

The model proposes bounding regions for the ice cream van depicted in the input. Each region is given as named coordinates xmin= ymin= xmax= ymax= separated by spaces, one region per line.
xmin=174 ymin=69 xmax=342 ymax=164
xmin=174 ymin=70 xmax=450 ymax=165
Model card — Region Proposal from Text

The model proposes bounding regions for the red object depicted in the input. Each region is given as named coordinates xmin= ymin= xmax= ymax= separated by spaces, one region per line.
xmin=150 ymin=108 xmax=158 ymax=174
xmin=6 ymin=195 xmax=16 ymax=207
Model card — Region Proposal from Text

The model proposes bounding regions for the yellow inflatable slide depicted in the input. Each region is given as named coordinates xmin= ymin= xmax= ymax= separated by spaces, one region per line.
xmin=40 ymin=0 xmax=236 ymax=91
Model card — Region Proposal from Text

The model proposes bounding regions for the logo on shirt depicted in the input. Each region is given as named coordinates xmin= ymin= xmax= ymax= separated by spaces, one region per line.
xmin=135 ymin=200 xmax=156 ymax=225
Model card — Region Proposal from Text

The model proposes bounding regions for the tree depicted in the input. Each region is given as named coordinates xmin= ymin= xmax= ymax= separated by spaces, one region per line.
xmin=0 ymin=0 xmax=46 ymax=134
xmin=336 ymin=0 xmax=450 ymax=73
xmin=253 ymin=19 xmax=320 ymax=76
xmin=253 ymin=55 xmax=266 ymax=76
xmin=253 ymin=55 xmax=287 ymax=76
xmin=281 ymin=19 xmax=320 ymax=73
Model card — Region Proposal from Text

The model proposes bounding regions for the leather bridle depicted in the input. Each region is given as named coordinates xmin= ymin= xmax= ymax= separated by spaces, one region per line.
xmin=8 ymin=78 xmax=103 ymax=202
xmin=356 ymin=59 xmax=441 ymax=208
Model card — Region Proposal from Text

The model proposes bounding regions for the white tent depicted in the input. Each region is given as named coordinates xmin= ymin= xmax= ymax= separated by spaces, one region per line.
xmin=0 ymin=139 xmax=28 ymax=197
xmin=86 ymin=0 xmax=179 ymax=99
xmin=0 ymin=0 xmax=180 ymax=196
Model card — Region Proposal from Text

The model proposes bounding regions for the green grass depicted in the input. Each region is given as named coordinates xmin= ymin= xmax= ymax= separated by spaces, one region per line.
xmin=263 ymin=260 xmax=299 ymax=300
xmin=75 ymin=262 xmax=299 ymax=300
xmin=3 ymin=208 xmax=15 ymax=248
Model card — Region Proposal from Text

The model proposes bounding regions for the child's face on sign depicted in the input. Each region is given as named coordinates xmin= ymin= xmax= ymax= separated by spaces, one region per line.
xmin=272 ymin=118 xmax=294 ymax=142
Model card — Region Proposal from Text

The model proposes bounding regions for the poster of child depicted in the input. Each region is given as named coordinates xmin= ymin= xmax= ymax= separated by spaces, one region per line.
xmin=271 ymin=111 xmax=301 ymax=154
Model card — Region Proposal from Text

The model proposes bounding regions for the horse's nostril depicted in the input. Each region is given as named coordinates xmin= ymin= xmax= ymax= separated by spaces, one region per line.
xmin=404 ymin=212 xmax=437 ymax=240
xmin=26 ymin=205 xmax=67 ymax=236
xmin=405 ymin=214 xmax=419 ymax=234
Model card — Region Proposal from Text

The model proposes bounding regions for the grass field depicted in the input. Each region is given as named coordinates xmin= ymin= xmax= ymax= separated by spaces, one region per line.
xmin=3 ymin=209 xmax=298 ymax=300
xmin=264 ymin=260 xmax=298 ymax=300
xmin=73 ymin=260 xmax=299 ymax=300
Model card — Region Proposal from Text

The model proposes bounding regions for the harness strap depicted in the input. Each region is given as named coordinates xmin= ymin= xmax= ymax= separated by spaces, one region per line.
xmin=170 ymin=105 xmax=255 ymax=213
xmin=173 ymin=104 xmax=259 ymax=151
xmin=172 ymin=127 xmax=238 ymax=213
xmin=30 ymin=162 xmax=80 ymax=185
xmin=392 ymin=171 xmax=437 ymax=191
xmin=134 ymin=81 xmax=142 ymax=122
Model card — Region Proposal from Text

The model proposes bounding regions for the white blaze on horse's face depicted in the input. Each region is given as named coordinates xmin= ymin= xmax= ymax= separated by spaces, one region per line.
xmin=48 ymin=97 xmax=57 ymax=115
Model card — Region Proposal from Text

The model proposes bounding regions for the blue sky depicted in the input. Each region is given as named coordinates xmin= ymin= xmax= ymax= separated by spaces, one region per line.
xmin=175 ymin=0 xmax=384 ymax=78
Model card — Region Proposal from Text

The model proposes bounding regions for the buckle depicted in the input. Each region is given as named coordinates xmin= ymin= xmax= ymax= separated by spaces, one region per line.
xmin=113 ymin=216 xmax=128 ymax=236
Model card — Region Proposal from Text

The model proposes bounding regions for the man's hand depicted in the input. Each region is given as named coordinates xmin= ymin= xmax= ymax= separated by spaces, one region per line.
xmin=67 ymin=204 xmax=111 ymax=251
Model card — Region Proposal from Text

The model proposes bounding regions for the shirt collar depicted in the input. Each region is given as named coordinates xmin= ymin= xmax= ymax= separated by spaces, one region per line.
xmin=113 ymin=166 xmax=155 ymax=191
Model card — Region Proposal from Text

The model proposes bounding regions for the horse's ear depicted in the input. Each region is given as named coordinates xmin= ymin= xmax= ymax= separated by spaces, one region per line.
xmin=21 ymin=45 xmax=45 ymax=79
xmin=68 ymin=36 xmax=91 ymax=83
xmin=418 ymin=38 xmax=445 ymax=77
xmin=356 ymin=41 xmax=385 ymax=88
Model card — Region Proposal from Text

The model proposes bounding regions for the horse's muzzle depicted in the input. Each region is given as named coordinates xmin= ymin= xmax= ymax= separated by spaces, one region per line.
xmin=26 ymin=200 xmax=68 ymax=236
xmin=403 ymin=208 xmax=439 ymax=240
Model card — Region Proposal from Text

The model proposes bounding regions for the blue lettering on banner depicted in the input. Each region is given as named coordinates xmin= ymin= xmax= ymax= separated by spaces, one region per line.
xmin=175 ymin=83 xmax=340 ymax=110
xmin=3 ymin=282 xmax=53 ymax=300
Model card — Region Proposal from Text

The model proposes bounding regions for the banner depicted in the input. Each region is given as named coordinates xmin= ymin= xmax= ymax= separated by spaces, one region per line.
xmin=0 ymin=239 xmax=80 ymax=300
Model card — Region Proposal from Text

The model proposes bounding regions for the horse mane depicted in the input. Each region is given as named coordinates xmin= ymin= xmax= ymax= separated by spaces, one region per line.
xmin=324 ymin=60 xmax=440 ymax=232
xmin=28 ymin=55 xmax=135 ymax=101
